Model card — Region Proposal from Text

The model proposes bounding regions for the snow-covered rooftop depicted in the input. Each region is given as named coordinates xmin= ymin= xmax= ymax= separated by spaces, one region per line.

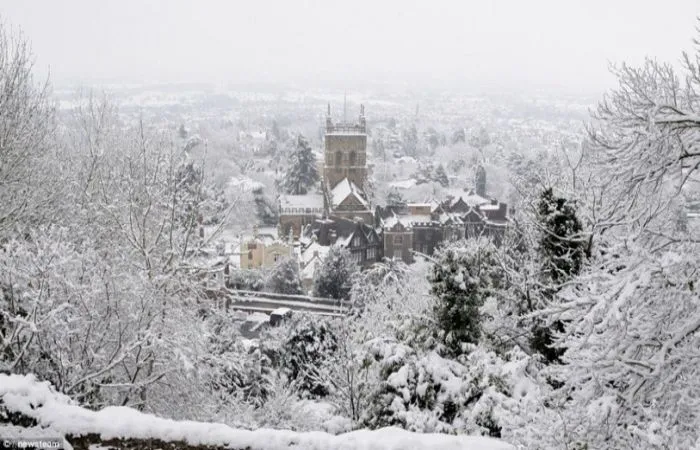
xmin=228 ymin=176 xmax=265 ymax=193
xmin=383 ymin=214 xmax=433 ymax=229
xmin=280 ymin=194 xmax=324 ymax=210
xmin=271 ymin=307 xmax=292 ymax=316
xmin=301 ymin=242 xmax=330 ymax=266
xmin=331 ymin=178 xmax=369 ymax=209
xmin=445 ymin=189 xmax=491 ymax=208
xmin=388 ymin=179 xmax=417 ymax=190
xmin=479 ymin=203 xmax=501 ymax=211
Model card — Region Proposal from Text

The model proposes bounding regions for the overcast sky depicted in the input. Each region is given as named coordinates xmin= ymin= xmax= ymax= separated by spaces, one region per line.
xmin=3 ymin=0 xmax=700 ymax=94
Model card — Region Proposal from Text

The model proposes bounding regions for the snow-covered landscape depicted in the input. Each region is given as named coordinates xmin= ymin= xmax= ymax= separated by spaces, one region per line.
xmin=3 ymin=1 xmax=700 ymax=449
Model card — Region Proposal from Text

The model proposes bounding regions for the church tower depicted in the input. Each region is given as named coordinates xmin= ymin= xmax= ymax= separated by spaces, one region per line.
xmin=323 ymin=104 xmax=367 ymax=189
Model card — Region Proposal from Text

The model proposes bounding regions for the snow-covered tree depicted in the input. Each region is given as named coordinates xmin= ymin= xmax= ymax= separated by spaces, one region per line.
xmin=387 ymin=189 xmax=407 ymax=208
xmin=277 ymin=315 xmax=338 ymax=398
xmin=252 ymin=186 xmax=278 ymax=226
xmin=429 ymin=239 xmax=502 ymax=355
xmin=536 ymin=188 xmax=587 ymax=287
xmin=434 ymin=164 xmax=450 ymax=188
xmin=531 ymin=26 xmax=700 ymax=447
xmin=542 ymin=242 xmax=700 ymax=448
xmin=266 ymin=257 xmax=303 ymax=295
xmin=227 ymin=269 xmax=267 ymax=291
xmin=282 ymin=134 xmax=319 ymax=195
xmin=451 ymin=128 xmax=466 ymax=145
xmin=0 ymin=23 xmax=55 ymax=238
xmin=403 ymin=125 xmax=418 ymax=158
xmin=469 ymin=127 xmax=491 ymax=151
xmin=313 ymin=245 xmax=357 ymax=300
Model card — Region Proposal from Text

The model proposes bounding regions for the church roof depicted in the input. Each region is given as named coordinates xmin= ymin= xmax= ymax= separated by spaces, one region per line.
xmin=280 ymin=194 xmax=324 ymax=210
xmin=331 ymin=178 xmax=369 ymax=209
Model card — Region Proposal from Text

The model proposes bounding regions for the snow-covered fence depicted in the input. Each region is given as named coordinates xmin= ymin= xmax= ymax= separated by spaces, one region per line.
xmin=0 ymin=374 xmax=514 ymax=450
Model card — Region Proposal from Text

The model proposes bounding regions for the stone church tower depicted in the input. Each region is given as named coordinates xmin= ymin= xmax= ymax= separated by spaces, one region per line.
xmin=323 ymin=104 xmax=367 ymax=189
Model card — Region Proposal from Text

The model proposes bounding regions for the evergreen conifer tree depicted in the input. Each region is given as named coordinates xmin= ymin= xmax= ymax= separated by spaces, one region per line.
xmin=475 ymin=165 xmax=487 ymax=197
xmin=313 ymin=245 xmax=357 ymax=299
xmin=386 ymin=189 xmax=407 ymax=209
xmin=434 ymin=164 xmax=449 ymax=187
xmin=536 ymin=188 xmax=586 ymax=286
xmin=429 ymin=239 xmax=500 ymax=355
xmin=529 ymin=187 xmax=587 ymax=362
xmin=283 ymin=134 xmax=319 ymax=195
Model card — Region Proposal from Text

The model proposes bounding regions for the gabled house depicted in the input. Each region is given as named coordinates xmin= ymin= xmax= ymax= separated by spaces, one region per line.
xmin=381 ymin=216 xmax=414 ymax=264
xmin=306 ymin=216 xmax=382 ymax=267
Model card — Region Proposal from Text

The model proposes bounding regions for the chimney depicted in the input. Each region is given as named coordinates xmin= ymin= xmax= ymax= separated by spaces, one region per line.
xmin=491 ymin=198 xmax=498 ymax=206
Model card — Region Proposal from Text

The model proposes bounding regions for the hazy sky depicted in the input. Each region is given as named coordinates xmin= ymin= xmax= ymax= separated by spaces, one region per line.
xmin=3 ymin=0 xmax=700 ymax=94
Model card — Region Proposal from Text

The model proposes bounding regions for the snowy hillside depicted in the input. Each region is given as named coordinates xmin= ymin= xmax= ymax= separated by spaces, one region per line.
xmin=0 ymin=374 xmax=514 ymax=450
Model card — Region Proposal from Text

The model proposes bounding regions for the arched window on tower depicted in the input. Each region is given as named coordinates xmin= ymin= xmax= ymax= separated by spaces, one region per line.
xmin=349 ymin=151 xmax=356 ymax=166
xmin=335 ymin=151 xmax=342 ymax=166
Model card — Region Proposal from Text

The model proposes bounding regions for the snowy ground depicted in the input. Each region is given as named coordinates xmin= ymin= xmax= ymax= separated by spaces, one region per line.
xmin=0 ymin=374 xmax=514 ymax=450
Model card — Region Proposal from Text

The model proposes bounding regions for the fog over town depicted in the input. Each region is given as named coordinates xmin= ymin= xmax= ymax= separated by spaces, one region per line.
xmin=2 ymin=1 xmax=700 ymax=449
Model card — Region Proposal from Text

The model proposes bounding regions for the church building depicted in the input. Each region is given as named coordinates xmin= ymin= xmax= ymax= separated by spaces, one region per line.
xmin=322 ymin=104 xmax=373 ymax=223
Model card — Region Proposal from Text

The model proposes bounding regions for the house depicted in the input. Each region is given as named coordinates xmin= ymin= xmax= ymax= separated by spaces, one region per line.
xmin=306 ymin=216 xmax=382 ymax=268
xmin=382 ymin=216 xmax=415 ymax=264
xmin=378 ymin=195 xmax=511 ymax=263
xmin=461 ymin=199 xmax=509 ymax=245
xmin=239 ymin=227 xmax=293 ymax=269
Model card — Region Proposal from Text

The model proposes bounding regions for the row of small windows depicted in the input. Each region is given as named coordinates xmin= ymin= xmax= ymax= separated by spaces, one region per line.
xmin=351 ymin=247 xmax=378 ymax=263
xmin=283 ymin=207 xmax=322 ymax=214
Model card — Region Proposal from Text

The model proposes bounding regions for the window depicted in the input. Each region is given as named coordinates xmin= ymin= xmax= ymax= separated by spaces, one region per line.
xmin=352 ymin=251 xmax=362 ymax=263
xmin=247 ymin=243 xmax=257 ymax=250
xmin=367 ymin=247 xmax=376 ymax=260
xmin=352 ymin=236 xmax=361 ymax=247
xmin=349 ymin=151 xmax=356 ymax=166
xmin=393 ymin=235 xmax=403 ymax=245
xmin=248 ymin=251 xmax=253 ymax=260
xmin=274 ymin=253 xmax=280 ymax=262
xmin=335 ymin=151 xmax=342 ymax=166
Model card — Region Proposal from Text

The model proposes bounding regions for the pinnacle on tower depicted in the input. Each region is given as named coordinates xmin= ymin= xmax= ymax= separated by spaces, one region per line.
xmin=343 ymin=91 xmax=347 ymax=123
